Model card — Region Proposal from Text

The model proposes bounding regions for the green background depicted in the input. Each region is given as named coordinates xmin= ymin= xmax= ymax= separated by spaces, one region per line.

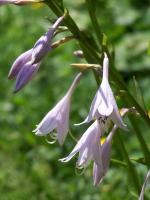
xmin=0 ymin=0 xmax=150 ymax=199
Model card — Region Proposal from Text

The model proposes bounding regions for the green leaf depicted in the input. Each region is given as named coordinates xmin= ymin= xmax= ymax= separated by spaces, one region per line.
xmin=130 ymin=157 xmax=146 ymax=165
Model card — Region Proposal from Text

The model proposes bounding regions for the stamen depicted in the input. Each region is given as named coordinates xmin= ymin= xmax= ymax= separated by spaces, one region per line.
xmin=75 ymin=163 xmax=86 ymax=176
xmin=45 ymin=133 xmax=57 ymax=144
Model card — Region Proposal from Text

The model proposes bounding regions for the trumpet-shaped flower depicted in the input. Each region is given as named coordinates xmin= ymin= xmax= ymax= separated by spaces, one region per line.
xmin=60 ymin=120 xmax=103 ymax=169
xmin=33 ymin=73 xmax=82 ymax=146
xmin=31 ymin=16 xmax=64 ymax=64
xmin=93 ymin=123 xmax=118 ymax=186
xmin=93 ymin=107 xmax=129 ymax=186
xmin=77 ymin=53 xmax=127 ymax=131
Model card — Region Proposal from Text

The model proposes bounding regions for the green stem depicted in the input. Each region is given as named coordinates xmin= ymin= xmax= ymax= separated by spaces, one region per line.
xmin=129 ymin=116 xmax=150 ymax=168
xmin=115 ymin=132 xmax=141 ymax=193
xmin=85 ymin=0 xmax=103 ymax=47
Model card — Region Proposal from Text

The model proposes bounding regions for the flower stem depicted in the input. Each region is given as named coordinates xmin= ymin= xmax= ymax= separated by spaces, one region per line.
xmin=115 ymin=132 xmax=141 ymax=194
xmin=85 ymin=0 xmax=103 ymax=47
xmin=129 ymin=116 xmax=150 ymax=168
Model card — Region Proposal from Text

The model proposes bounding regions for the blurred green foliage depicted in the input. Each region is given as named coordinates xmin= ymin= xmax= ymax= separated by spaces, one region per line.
xmin=0 ymin=1 xmax=150 ymax=199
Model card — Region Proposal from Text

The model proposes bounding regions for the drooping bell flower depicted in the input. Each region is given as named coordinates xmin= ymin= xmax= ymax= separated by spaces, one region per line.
xmin=93 ymin=123 xmax=117 ymax=186
xmin=14 ymin=61 xmax=40 ymax=93
xmin=31 ymin=16 xmax=64 ymax=64
xmin=60 ymin=120 xmax=103 ymax=169
xmin=139 ymin=170 xmax=150 ymax=200
xmin=93 ymin=108 xmax=129 ymax=186
xmin=33 ymin=73 xmax=82 ymax=146
xmin=76 ymin=53 xmax=127 ymax=131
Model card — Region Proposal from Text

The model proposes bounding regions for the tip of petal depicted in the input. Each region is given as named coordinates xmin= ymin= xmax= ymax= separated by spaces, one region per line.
xmin=74 ymin=122 xmax=85 ymax=126
xmin=8 ymin=73 xmax=14 ymax=80
xmin=58 ymin=158 xmax=68 ymax=163
xmin=33 ymin=129 xmax=45 ymax=136
xmin=13 ymin=88 xmax=19 ymax=94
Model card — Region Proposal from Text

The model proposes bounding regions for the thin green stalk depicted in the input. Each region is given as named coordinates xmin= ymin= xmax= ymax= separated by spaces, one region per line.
xmin=129 ymin=116 xmax=150 ymax=168
xmin=115 ymin=132 xmax=141 ymax=193
xmin=86 ymin=0 xmax=103 ymax=47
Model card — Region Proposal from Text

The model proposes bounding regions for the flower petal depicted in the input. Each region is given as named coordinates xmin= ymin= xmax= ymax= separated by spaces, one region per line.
xmin=34 ymin=97 xmax=65 ymax=136
xmin=56 ymin=101 xmax=70 ymax=145
xmin=60 ymin=120 xmax=101 ymax=167
xmin=106 ymin=82 xmax=128 ymax=130
xmin=31 ymin=16 xmax=64 ymax=64
xmin=8 ymin=49 xmax=32 ymax=79
xmin=93 ymin=162 xmax=104 ymax=186
xmin=14 ymin=61 xmax=40 ymax=93
xmin=75 ymin=90 xmax=102 ymax=126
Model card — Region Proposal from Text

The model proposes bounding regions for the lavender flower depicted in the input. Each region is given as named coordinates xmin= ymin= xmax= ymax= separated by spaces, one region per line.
xmin=93 ymin=107 xmax=130 ymax=186
xmin=8 ymin=16 xmax=64 ymax=92
xmin=76 ymin=53 xmax=127 ymax=131
xmin=33 ymin=73 xmax=82 ymax=146
xmin=31 ymin=16 xmax=64 ymax=64
xmin=93 ymin=122 xmax=117 ymax=186
xmin=60 ymin=120 xmax=103 ymax=169
xmin=61 ymin=108 xmax=129 ymax=186
xmin=139 ymin=170 xmax=150 ymax=200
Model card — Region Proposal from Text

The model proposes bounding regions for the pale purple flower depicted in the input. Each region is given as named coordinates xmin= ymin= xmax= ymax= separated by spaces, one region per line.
xmin=31 ymin=16 xmax=64 ymax=64
xmin=76 ymin=53 xmax=127 ymax=131
xmin=139 ymin=170 xmax=150 ymax=200
xmin=33 ymin=73 xmax=82 ymax=146
xmin=8 ymin=49 xmax=32 ymax=79
xmin=8 ymin=16 xmax=64 ymax=92
xmin=93 ymin=123 xmax=117 ymax=186
xmin=60 ymin=120 xmax=103 ymax=169
xmin=93 ymin=107 xmax=129 ymax=186
xmin=14 ymin=61 xmax=40 ymax=93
